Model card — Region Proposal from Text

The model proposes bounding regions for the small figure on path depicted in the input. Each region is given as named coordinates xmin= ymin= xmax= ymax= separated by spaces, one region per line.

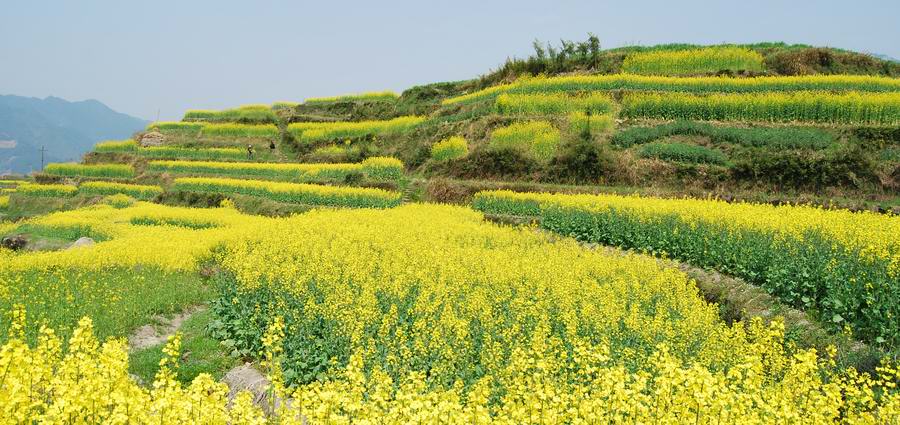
xmin=247 ymin=144 xmax=254 ymax=159
xmin=269 ymin=140 xmax=276 ymax=152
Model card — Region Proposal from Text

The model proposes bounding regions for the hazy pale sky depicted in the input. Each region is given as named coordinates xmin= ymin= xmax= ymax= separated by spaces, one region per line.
xmin=2 ymin=0 xmax=898 ymax=121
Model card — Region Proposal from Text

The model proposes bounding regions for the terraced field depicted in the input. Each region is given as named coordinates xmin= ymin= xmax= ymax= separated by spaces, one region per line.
xmin=2 ymin=42 xmax=900 ymax=422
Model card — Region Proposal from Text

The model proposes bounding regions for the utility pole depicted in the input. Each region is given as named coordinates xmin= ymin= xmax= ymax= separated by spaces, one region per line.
xmin=39 ymin=145 xmax=47 ymax=171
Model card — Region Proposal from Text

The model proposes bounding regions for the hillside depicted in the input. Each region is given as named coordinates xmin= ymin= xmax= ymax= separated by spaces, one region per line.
xmin=2 ymin=41 xmax=900 ymax=421
xmin=0 ymin=95 xmax=147 ymax=174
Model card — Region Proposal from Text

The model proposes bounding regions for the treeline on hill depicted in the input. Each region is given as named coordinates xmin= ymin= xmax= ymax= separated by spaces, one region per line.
xmin=479 ymin=36 xmax=900 ymax=87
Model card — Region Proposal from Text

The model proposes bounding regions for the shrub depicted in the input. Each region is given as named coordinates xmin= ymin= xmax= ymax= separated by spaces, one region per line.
xmin=548 ymin=138 xmax=619 ymax=183
xmin=431 ymin=136 xmax=469 ymax=162
xmin=490 ymin=121 xmax=561 ymax=163
xmin=44 ymin=163 xmax=135 ymax=179
xmin=639 ymin=142 xmax=728 ymax=165
xmin=731 ymin=144 xmax=879 ymax=189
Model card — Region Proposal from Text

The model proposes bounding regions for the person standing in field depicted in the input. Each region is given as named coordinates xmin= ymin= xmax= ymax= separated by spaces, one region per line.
xmin=269 ymin=140 xmax=276 ymax=152
xmin=247 ymin=144 xmax=254 ymax=160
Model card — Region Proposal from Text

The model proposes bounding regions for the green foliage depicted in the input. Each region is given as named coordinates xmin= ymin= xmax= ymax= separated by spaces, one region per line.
xmin=639 ymin=142 xmax=728 ymax=165
xmin=612 ymin=121 xmax=837 ymax=150
xmin=490 ymin=121 xmax=562 ymax=163
xmin=622 ymin=46 xmax=765 ymax=75
xmin=731 ymin=144 xmax=880 ymax=189
xmin=548 ymin=138 xmax=618 ymax=183
xmin=431 ymin=136 xmax=469 ymax=162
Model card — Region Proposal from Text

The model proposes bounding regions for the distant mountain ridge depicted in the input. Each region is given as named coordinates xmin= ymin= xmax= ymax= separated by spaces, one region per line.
xmin=0 ymin=95 xmax=148 ymax=174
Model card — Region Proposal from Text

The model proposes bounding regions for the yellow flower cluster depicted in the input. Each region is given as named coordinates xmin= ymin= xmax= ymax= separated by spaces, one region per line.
xmin=495 ymin=92 xmax=614 ymax=115
xmin=16 ymin=183 xmax=78 ymax=197
xmin=0 ymin=307 xmax=267 ymax=423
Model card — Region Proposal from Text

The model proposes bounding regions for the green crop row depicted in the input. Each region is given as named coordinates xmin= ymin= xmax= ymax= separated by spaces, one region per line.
xmin=612 ymin=121 xmax=837 ymax=149
xmin=638 ymin=142 xmax=728 ymax=165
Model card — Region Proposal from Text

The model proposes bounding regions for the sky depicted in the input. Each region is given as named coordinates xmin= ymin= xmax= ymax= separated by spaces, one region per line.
xmin=2 ymin=0 xmax=898 ymax=121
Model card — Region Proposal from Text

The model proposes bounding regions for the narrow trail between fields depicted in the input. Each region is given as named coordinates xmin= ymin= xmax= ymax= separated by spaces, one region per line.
xmin=128 ymin=305 xmax=206 ymax=352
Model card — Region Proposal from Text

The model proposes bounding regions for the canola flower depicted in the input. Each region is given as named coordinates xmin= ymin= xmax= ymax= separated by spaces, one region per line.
xmin=622 ymin=46 xmax=765 ymax=75
xmin=0 ymin=307 xmax=268 ymax=423
xmin=431 ymin=136 xmax=469 ymax=162
xmin=304 ymin=91 xmax=399 ymax=104
xmin=208 ymin=203 xmax=900 ymax=423
xmin=473 ymin=190 xmax=900 ymax=348
xmin=495 ymin=92 xmax=614 ymax=115
xmin=93 ymin=139 xmax=138 ymax=153
xmin=1 ymin=203 xmax=900 ymax=422
xmin=183 ymin=104 xmax=278 ymax=124
xmin=0 ymin=202 xmax=272 ymax=340
xmin=621 ymin=91 xmax=900 ymax=125
xmin=172 ymin=176 xmax=402 ymax=208
xmin=0 ymin=195 xmax=8 ymax=209
xmin=287 ymin=116 xmax=425 ymax=143
xmin=150 ymin=157 xmax=403 ymax=182
xmin=16 ymin=183 xmax=78 ymax=197
xmin=443 ymin=74 xmax=900 ymax=105
xmin=44 ymin=163 xmax=135 ymax=179
xmin=490 ymin=121 xmax=561 ymax=163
